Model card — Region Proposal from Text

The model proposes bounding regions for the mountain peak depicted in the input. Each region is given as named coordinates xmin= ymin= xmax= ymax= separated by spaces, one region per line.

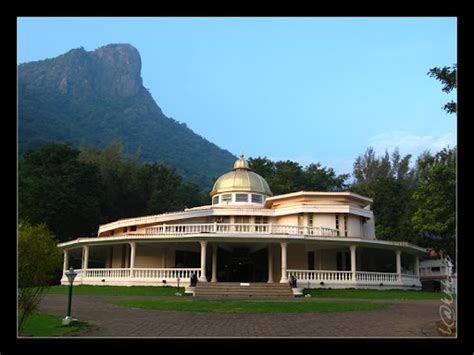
xmin=91 ymin=43 xmax=143 ymax=98
xmin=18 ymin=44 xmax=237 ymax=189
xmin=20 ymin=43 xmax=143 ymax=99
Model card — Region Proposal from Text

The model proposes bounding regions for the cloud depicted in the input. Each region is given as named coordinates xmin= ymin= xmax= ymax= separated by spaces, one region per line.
xmin=369 ymin=130 xmax=456 ymax=158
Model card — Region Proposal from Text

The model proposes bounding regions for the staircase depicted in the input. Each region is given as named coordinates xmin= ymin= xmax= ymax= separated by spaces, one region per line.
xmin=193 ymin=282 xmax=294 ymax=298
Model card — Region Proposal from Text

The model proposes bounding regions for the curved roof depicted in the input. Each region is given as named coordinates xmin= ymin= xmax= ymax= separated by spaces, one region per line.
xmin=210 ymin=153 xmax=273 ymax=197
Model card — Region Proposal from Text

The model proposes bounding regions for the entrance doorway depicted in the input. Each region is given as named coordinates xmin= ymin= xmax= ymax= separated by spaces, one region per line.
xmin=217 ymin=247 xmax=268 ymax=282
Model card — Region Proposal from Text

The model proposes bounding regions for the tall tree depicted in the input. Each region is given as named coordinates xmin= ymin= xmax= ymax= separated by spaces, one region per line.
xmin=427 ymin=64 xmax=457 ymax=114
xmin=249 ymin=157 xmax=349 ymax=195
xmin=350 ymin=147 xmax=416 ymax=241
xmin=19 ymin=143 xmax=102 ymax=241
xmin=303 ymin=163 xmax=349 ymax=192
xmin=410 ymin=147 xmax=456 ymax=260
xmin=79 ymin=141 xmax=143 ymax=222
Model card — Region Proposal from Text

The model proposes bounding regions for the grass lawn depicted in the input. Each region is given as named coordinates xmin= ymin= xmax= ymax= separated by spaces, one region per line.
xmin=45 ymin=285 xmax=181 ymax=296
xmin=20 ymin=313 xmax=89 ymax=337
xmin=304 ymin=289 xmax=452 ymax=300
xmin=111 ymin=299 xmax=386 ymax=313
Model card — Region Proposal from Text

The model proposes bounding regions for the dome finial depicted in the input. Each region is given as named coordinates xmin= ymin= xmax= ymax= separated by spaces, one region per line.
xmin=233 ymin=152 xmax=250 ymax=170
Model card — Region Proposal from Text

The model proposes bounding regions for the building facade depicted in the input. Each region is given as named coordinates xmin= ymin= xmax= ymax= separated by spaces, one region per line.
xmin=420 ymin=254 xmax=456 ymax=293
xmin=58 ymin=154 xmax=424 ymax=290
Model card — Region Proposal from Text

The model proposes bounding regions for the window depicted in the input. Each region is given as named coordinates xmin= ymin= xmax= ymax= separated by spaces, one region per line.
xmin=255 ymin=216 xmax=268 ymax=224
xmin=130 ymin=225 xmax=137 ymax=231
xmin=344 ymin=215 xmax=348 ymax=236
xmin=431 ymin=266 xmax=441 ymax=272
xmin=235 ymin=193 xmax=248 ymax=202
xmin=221 ymin=194 xmax=232 ymax=203
xmin=215 ymin=216 xmax=230 ymax=223
xmin=308 ymin=214 xmax=313 ymax=227
xmin=335 ymin=215 xmax=340 ymax=236
xmin=336 ymin=252 xmax=350 ymax=271
xmin=235 ymin=216 xmax=250 ymax=224
xmin=298 ymin=213 xmax=304 ymax=226
xmin=212 ymin=196 xmax=219 ymax=205
xmin=251 ymin=194 xmax=263 ymax=203
xmin=308 ymin=251 xmax=315 ymax=270
xmin=123 ymin=227 xmax=128 ymax=233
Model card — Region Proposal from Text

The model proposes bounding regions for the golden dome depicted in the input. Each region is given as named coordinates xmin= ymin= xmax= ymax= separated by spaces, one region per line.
xmin=210 ymin=153 xmax=273 ymax=197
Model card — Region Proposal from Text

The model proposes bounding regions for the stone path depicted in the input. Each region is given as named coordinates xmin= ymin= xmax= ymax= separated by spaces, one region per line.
xmin=37 ymin=294 xmax=445 ymax=337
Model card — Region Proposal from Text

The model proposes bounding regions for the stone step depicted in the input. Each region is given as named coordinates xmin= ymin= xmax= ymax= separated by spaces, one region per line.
xmin=194 ymin=282 xmax=294 ymax=298
xmin=196 ymin=283 xmax=290 ymax=288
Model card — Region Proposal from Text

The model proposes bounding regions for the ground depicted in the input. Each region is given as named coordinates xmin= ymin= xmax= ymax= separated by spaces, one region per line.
xmin=36 ymin=294 xmax=446 ymax=337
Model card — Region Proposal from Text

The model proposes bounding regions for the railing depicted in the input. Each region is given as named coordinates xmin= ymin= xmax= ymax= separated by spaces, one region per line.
xmin=356 ymin=271 xmax=399 ymax=283
xmin=401 ymin=273 xmax=420 ymax=280
xmin=287 ymin=270 xmax=352 ymax=282
xmin=132 ymin=268 xmax=201 ymax=279
xmin=68 ymin=268 xmax=201 ymax=280
xmin=145 ymin=223 xmax=338 ymax=237
xmin=84 ymin=268 xmax=131 ymax=278
xmin=287 ymin=270 xmax=407 ymax=284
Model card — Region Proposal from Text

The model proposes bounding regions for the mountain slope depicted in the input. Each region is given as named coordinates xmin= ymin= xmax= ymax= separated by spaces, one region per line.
xmin=18 ymin=43 xmax=236 ymax=188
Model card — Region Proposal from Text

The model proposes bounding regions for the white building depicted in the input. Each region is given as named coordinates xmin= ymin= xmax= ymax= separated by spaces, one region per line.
xmin=420 ymin=255 xmax=456 ymax=293
xmin=58 ymin=154 xmax=425 ymax=291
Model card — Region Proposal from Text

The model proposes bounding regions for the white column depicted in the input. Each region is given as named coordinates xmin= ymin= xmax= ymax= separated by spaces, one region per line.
xmin=82 ymin=245 xmax=89 ymax=270
xmin=350 ymin=245 xmax=357 ymax=282
xmin=395 ymin=250 xmax=402 ymax=279
xmin=280 ymin=242 xmax=288 ymax=283
xmin=63 ymin=250 xmax=69 ymax=271
xmin=129 ymin=242 xmax=136 ymax=277
xmin=415 ymin=255 xmax=420 ymax=277
xmin=199 ymin=241 xmax=208 ymax=282
xmin=268 ymin=245 xmax=274 ymax=283
xmin=211 ymin=244 xmax=218 ymax=282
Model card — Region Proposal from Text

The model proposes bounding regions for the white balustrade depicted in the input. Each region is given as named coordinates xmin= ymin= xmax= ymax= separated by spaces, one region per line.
xmin=145 ymin=223 xmax=338 ymax=237
xmin=287 ymin=270 xmax=408 ymax=285
xmin=78 ymin=268 xmax=201 ymax=280
xmin=287 ymin=270 xmax=353 ymax=282
xmin=356 ymin=271 xmax=399 ymax=283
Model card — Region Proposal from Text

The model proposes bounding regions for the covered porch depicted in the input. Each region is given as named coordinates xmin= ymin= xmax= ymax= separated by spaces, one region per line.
xmin=59 ymin=237 xmax=423 ymax=290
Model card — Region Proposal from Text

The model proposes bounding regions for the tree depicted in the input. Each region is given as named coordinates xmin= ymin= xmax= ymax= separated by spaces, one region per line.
xmin=410 ymin=147 xmax=456 ymax=260
xmin=249 ymin=156 xmax=349 ymax=195
xmin=18 ymin=220 xmax=62 ymax=334
xmin=19 ymin=143 xmax=103 ymax=241
xmin=427 ymin=64 xmax=457 ymax=114
xmin=79 ymin=141 xmax=143 ymax=222
xmin=247 ymin=157 xmax=275 ymax=180
xmin=350 ymin=147 xmax=416 ymax=242
xmin=303 ymin=163 xmax=349 ymax=192
xmin=136 ymin=162 xmax=184 ymax=214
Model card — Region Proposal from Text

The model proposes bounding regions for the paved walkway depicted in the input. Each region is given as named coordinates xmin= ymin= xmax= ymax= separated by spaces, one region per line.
xmin=38 ymin=294 xmax=445 ymax=337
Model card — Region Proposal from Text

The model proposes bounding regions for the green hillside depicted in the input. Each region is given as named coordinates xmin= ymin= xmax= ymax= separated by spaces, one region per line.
xmin=18 ymin=44 xmax=236 ymax=189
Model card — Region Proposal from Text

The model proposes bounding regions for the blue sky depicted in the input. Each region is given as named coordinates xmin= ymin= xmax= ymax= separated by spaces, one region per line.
xmin=17 ymin=17 xmax=457 ymax=176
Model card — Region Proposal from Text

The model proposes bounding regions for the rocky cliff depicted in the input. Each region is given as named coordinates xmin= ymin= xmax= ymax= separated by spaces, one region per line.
xmin=18 ymin=44 xmax=236 ymax=189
